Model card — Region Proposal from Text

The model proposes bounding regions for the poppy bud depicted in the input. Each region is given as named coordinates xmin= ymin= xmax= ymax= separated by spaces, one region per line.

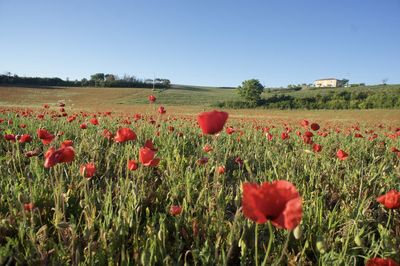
xmin=293 ymin=225 xmax=302 ymax=240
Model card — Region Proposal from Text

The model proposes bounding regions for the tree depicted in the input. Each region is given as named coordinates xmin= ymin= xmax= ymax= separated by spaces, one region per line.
xmin=237 ymin=79 xmax=264 ymax=103
xmin=90 ymin=73 xmax=105 ymax=81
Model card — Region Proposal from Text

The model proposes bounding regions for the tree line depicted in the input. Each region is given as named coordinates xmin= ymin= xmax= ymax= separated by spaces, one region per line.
xmin=0 ymin=73 xmax=171 ymax=89
xmin=217 ymin=79 xmax=400 ymax=109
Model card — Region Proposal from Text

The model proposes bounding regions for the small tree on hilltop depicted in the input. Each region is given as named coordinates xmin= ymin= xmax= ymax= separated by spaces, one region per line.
xmin=237 ymin=79 xmax=264 ymax=103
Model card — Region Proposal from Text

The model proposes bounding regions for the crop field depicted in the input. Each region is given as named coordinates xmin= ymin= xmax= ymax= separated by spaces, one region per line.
xmin=0 ymin=87 xmax=399 ymax=265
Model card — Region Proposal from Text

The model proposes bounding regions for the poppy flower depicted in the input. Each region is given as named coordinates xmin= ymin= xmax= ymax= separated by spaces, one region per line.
xmin=226 ymin=126 xmax=235 ymax=135
xmin=43 ymin=104 xmax=50 ymax=109
xmin=127 ymin=160 xmax=138 ymax=171
xmin=24 ymin=203 xmax=34 ymax=212
xmin=80 ymin=163 xmax=96 ymax=179
xmin=312 ymin=143 xmax=322 ymax=153
xmin=170 ymin=205 xmax=182 ymax=216
xmin=281 ymin=132 xmax=289 ymax=140
xmin=336 ymin=149 xmax=349 ymax=160
xmin=376 ymin=190 xmax=400 ymax=209
xmin=37 ymin=129 xmax=55 ymax=145
xmin=139 ymin=147 xmax=160 ymax=167
xmin=19 ymin=134 xmax=32 ymax=143
xmin=217 ymin=166 xmax=226 ymax=174
xmin=203 ymin=144 xmax=213 ymax=152
xmin=44 ymin=146 xmax=75 ymax=168
xmin=310 ymin=123 xmax=320 ymax=131
xmin=144 ymin=139 xmax=157 ymax=151
xmin=304 ymin=131 xmax=314 ymax=138
xmin=89 ymin=118 xmax=99 ymax=125
xmin=242 ymin=180 xmax=302 ymax=230
xmin=235 ymin=156 xmax=243 ymax=166
xmin=301 ymin=120 xmax=309 ymax=127
xmin=197 ymin=110 xmax=228 ymax=135
xmin=196 ymin=157 xmax=209 ymax=165
xmin=103 ymin=129 xmax=114 ymax=140
xmin=366 ymin=258 xmax=399 ymax=266
xmin=4 ymin=134 xmax=16 ymax=142
xmin=148 ymin=95 xmax=156 ymax=103
xmin=61 ymin=140 xmax=73 ymax=148
xmin=114 ymin=128 xmax=137 ymax=143
xmin=80 ymin=123 xmax=87 ymax=129
xmin=158 ymin=106 xmax=166 ymax=114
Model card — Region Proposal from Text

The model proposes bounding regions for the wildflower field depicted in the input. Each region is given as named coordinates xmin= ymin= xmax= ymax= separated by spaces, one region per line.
xmin=0 ymin=94 xmax=399 ymax=265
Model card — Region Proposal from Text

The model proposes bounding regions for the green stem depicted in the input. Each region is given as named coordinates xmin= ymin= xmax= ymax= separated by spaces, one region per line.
xmin=262 ymin=222 xmax=274 ymax=266
xmin=255 ymin=223 xmax=259 ymax=266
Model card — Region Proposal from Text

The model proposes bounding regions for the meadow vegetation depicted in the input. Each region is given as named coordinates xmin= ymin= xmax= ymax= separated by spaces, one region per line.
xmin=0 ymin=97 xmax=399 ymax=264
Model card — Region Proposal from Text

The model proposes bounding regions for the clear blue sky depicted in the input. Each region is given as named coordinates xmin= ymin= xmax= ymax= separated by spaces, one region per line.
xmin=1 ymin=0 xmax=399 ymax=87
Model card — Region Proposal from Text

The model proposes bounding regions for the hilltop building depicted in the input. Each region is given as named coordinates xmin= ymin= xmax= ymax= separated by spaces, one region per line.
xmin=314 ymin=78 xmax=348 ymax=88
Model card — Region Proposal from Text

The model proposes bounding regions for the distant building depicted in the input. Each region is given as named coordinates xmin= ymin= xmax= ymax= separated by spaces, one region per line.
xmin=314 ymin=78 xmax=347 ymax=88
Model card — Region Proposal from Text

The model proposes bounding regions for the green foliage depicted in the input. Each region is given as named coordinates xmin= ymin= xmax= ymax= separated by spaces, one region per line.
xmin=237 ymin=79 xmax=264 ymax=103
xmin=220 ymin=86 xmax=400 ymax=109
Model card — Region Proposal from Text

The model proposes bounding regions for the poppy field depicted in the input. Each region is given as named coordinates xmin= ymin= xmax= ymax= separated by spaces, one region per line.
xmin=0 ymin=97 xmax=399 ymax=265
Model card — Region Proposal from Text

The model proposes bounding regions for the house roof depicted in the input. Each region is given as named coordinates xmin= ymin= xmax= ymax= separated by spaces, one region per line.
xmin=315 ymin=78 xmax=338 ymax=81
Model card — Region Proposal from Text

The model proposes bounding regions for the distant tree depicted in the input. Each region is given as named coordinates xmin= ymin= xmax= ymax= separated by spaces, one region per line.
xmin=105 ymin=74 xmax=116 ymax=81
xmin=382 ymin=78 xmax=388 ymax=85
xmin=90 ymin=73 xmax=105 ymax=82
xmin=237 ymin=79 xmax=264 ymax=103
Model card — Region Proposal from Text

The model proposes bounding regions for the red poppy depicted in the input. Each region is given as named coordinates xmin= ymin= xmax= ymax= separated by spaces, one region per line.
xmin=4 ymin=134 xmax=16 ymax=142
xmin=80 ymin=123 xmax=87 ymax=129
xmin=44 ymin=146 xmax=75 ymax=168
xmin=203 ymin=144 xmax=213 ymax=152
xmin=301 ymin=120 xmax=309 ymax=127
xmin=217 ymin=166 xmax=226 ymax=174
xmin=148 ymin=95 xmax=156 ymax=103
xmin=196 ymin=157 xmax=209 ymax=165
xmin=304 ymin=131 xmax=314 ymax=138
xmin=197 ymin=110 xmax=229 ymax=135
xmin=170 ymin=205 xmax=182 ymax=216
xmin=281 ymin=132 xmax=289 ymax=140
xmin=61 ymin=140 xmax=73 ymax=148
xmin=43 ymin=104 xmax=50 ymax=109
xmin=310 ymin=123 xmax=320 ymax=131
xmin=226 ymin=126 xmax=235 ymax=135
xmin=235 ymin=156 xmax=243 ymax=166
xmin=144 ymin=139 xmax=158 ymax=151
xmin=376 ymin=190 xmax=400 ymax=209
xmin=336 ymin=149 xmax=349 ymax=160
xmin=312 ymin=143 xmax=322 ymax=153
xmin=114 ymin=128 xmax=137 ymax=143
xmin=158 ymin=106 xmax=166 ymax=114
xmin=19 ymin=134 xmax=32 ymax=143
xmin=390 ymin=147 xmax=399 ymax=153
xmin=24 ymin=202 xmax=34 ymax=212
xmin=354 ymin=133 xmax=364 ymax=138
xmin=37 ymin=129 xmax=55 ymax=145
xmin=242 ymin=180 xmax=302 ymax=230
xmin=89 ymin=118 xmax=99 ymax=125
xmin=127 ymin=160 xmax=138 ymax=171
xmin=366 ymin=258 xmax=399 ymax=266
xmin=80 ymin=163 xmax=96 ymax=179
xmin=139 ymin=147 xmax=160 ymax=167
xmin=103 ymin=129 xmax=114 ymax=140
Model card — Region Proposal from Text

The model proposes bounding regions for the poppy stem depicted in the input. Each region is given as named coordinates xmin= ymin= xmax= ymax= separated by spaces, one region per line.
xmin=255 ymin=223 xmax=259 ymax=266
xmin=261 ymin=221 xmax=274 ymax=266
